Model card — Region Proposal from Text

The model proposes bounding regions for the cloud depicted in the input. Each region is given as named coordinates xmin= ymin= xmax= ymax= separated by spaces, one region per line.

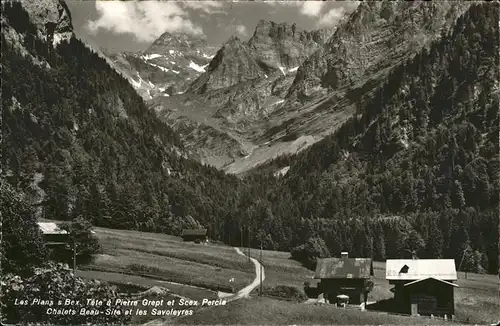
xmin=179 ymin=1 xmax=225 ymax=14
xmin=265 ymin=1 xmax=325 ymax=17
xmin=318 ymin=7 xmax=345 ymax=27
xmin=299 ymin=1 xmax=325 ymax=17
xmin=235 ymin=25 xmax=248 ymax=37
xmin=86 ymin=1 xmax=203 ymax=43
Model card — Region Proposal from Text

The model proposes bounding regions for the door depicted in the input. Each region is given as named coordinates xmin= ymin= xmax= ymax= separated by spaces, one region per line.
xmin=411 ymin=303 xmax=418 ymax=316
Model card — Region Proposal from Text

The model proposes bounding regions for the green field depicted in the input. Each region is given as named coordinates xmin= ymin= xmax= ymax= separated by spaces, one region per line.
xmin=85 ymin=227 xmax=255 ymax=294
xmin=172 ymin=297 xmax=453 ymax=325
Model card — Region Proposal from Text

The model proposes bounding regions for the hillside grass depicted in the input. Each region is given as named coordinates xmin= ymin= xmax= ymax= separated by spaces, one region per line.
xmin=86 ymin=227 xmax=255 ymax=293
xmin=171 ymin=296 xmax=453 ymax=325
xmin=76 ymin=269 xmax=217 ymax=301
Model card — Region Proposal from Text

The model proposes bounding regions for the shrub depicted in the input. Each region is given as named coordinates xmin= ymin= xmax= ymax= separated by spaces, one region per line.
xmin=1 ymin=262 xmax=132 ymax=325
xmin=255 ymin=285 xmax=308 ymax=302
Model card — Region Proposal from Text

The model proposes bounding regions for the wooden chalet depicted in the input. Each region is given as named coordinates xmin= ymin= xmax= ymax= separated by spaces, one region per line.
xmin=181 ymin=229 xmax=207 ymax=242
xmin=386 ymin=259 xmax=458 ymax=317
xmin=314 ymin=252 xmax=374 ymax=305
xmin=37 ymin=222 xmax=69 ymax=245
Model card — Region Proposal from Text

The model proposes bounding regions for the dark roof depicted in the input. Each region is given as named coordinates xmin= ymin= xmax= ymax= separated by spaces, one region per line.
xmin=314 ymin=258 xmax=373 ymax=279
xmin=181 ymin=229 xmax=207 ymax=236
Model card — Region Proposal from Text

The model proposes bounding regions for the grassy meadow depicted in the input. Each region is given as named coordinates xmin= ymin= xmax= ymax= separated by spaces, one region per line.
xmin=85 ymin=227 xmax=255 ymax=293
xmin=171 ymin=296 xmax=454 ymax=325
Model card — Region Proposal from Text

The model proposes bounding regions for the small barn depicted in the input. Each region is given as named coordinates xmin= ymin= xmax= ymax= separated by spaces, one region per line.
xmin=181 ymin=229 xmax=207 ymax=242
xmin=37 ymin=222 xmax=69 ymax=245
xmin=314 ymin=253 xmax=373 ymax=305
xmin=386 ymin=259 xmax=458 ymax=317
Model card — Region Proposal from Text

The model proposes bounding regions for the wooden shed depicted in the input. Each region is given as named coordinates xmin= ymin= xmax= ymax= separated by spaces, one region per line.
xmin=314 ymin=254 xmax=373 ymax=305
xmin=386 ymin=259 xmax=458 ymax=317
xmin=181 ymin=229 xmax=207 ymax=242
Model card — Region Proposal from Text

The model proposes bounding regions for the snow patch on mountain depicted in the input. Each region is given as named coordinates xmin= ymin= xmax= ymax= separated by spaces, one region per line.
xmin=52 ymin=32 xmax=69 ymax=47
xmin=289 ymin=66 xmax=299 ymax=72
xmin=278 ymin=66 xmax=286 ymax=76
xmin=142 ymin=53 xmax=162 ymax=60
xmin=189 ymin=61 xmax=207 ymax=72
xmin=147 ymin=62 xmax=169 ymax=72
xmin=273 ymin=166 xmax=290 ymax=177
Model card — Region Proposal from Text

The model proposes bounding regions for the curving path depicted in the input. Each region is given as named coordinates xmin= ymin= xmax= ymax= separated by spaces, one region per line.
xmin=226 ymin=247 xmax=265 ymax=301
xmin=143 ymin=247 xmax=266 ymax=325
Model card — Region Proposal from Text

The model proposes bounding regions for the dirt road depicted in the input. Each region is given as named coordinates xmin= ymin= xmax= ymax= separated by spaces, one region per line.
xmin=226 ymin=247 xmax=265 ymax=301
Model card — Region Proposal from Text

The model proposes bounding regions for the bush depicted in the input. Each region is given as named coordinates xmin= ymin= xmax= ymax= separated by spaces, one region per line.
xmin=290 ymin=237 xmax=331 ymax=270
xmin=1 ymin=262 xmax=132 ymax=325
xmin=255 ymin=285 xmax=308 ymax=302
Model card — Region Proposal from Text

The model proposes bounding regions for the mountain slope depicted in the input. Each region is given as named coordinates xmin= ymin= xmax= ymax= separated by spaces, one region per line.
xmin=287 ymin=1 xmax=472 ymax=101
xmin=249 ymin=2 xmax=499 ymax=274
xmin=1 ymin=0 xmax=244 ymax=236
xmin=150 ymin=2 xmax=473 ymax=174
xmin=150 ymin=21 xmax=334 ymax=169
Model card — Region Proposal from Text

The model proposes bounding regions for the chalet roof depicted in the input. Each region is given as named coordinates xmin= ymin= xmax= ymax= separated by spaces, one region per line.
xmin=181 ymin=229 xmax=207 ymax=236
xmin=386 ymin=259 xmax=457 ymax=281
xmin=37 ymin=222 xmax=68 ymax=235
xmin=403 ymin=277 xmax=459 ymax=288
xmin=314 ymin=258 xmax=373 ymax=279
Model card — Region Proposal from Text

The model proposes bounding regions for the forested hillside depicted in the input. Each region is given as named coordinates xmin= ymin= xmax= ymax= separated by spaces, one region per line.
xmin=1 ymin=1 xmax=245 ymax=237
xmin=245 ymin=3 xmax=499 ymax=274
xmin=2 ymin=0 xmax=498 ymax=282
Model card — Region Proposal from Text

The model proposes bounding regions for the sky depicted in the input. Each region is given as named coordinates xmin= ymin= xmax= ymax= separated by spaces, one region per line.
xmin=66 ymin=1 xmax=359 ymax=54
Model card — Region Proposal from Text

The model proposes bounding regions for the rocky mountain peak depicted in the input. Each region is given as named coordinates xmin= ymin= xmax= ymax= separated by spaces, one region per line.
xmin=9 ymin=0 xmax=73 ymax=47
xmin=248 ymin=19 xmax=332 ymax=72
xmin=187 ymin=35 xmax=264 ymax=94
xmin=145 ymin=31 xmax=209 ymax=54
xmin=287 ymin=0 xmax=473 ymax=101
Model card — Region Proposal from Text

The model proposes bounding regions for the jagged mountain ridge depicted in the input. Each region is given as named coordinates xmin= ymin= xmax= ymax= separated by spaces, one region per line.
xmin=149 ymin=1 xmax=473 ymax=174
xmin=287 ymin=1 xmax=472 ymax=101
xmin=188 ymin=20 xmax=333 ymax=94
xmin=149 ymin=20 xmax=334 ymax=168
xmin=248 ymin=19 xmax=333 ymax=74
xmin=107 ymin=31 xmax=217 ymax=100
xmin=187 ymin=36 xmax=266 ymax=94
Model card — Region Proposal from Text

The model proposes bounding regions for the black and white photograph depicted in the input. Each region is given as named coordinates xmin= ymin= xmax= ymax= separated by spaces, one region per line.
xmin=1 ymin=0 xmax=499 ymax=325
